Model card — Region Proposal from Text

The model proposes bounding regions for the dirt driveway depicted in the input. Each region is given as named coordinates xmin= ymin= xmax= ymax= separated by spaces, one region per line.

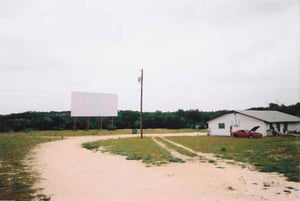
xmin=34 ymin=134 xmax=299 ymax=201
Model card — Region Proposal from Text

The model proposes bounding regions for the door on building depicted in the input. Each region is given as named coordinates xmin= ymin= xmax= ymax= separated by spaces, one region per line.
xmin=283 ymin=123 xmax=288 ymax=134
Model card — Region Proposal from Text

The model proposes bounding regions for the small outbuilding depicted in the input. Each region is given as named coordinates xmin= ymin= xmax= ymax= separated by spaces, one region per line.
xmin=207 ymin=110 xmax=300 ymax=137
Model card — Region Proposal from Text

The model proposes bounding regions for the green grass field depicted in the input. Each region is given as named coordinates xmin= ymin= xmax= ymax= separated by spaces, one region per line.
xmin=167 ymin=136 xmax=300 ymax=182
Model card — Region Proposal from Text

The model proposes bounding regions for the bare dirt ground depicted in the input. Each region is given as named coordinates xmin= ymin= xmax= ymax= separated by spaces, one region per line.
xmin=33 ymin=133 xmax=300 ymax=201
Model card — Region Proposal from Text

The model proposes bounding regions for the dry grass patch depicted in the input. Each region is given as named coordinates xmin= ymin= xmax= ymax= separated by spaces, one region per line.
xmin=0 ymin=133 xmax=59 ymax=200
xmin=83 ymin=137 xmax=184 ymax=165
xmin=26 ymin=128 xmax=197 ymax=137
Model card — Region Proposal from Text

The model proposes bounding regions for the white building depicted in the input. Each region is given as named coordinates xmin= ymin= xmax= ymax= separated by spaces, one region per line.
xmin=207 ymin=110 xmax=300 ymax=137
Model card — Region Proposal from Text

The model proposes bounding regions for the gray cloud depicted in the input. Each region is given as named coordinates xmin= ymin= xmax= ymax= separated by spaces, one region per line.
xmin=0 ymin=0 xmax=299 ymax=114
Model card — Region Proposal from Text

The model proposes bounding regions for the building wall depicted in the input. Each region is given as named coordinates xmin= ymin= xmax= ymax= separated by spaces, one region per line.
xmin=288 ymin=122 xmax=300 ymax=133
xmin=208 ymin=113 xmax=234 ymax=136
xmin=208 ymin=113 xmax=268 ymax=136
xmin=233 ymin=113 xmax=268 ymax=135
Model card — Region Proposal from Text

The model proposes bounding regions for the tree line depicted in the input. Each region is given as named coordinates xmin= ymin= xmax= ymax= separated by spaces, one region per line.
xmin=0 ymin=110 xmax=226 ymax=132
xmin=0 ymin=103 xmax=298 ymax=132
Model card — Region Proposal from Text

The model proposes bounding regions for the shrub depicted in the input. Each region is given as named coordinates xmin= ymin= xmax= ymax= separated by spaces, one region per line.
xmin=220 ymin=146 xmax=227 ymax=152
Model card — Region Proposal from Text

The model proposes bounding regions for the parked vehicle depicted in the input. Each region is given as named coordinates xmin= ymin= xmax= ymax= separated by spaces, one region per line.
xmin=232 ymin=126 xmax=263 ymax=138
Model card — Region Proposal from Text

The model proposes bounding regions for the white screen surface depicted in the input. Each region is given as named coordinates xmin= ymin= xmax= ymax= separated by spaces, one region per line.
xmin=71 ymin=92 xmax=118 ymax=117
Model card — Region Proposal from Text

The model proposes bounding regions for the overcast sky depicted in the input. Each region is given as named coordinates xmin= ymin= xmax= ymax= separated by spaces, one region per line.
xmin=0 ymin=0 xmax=299 ymax=114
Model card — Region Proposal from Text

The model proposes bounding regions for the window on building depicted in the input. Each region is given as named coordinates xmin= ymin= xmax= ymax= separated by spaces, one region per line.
xmin=218 ymin=123 xmax=225 ymax=129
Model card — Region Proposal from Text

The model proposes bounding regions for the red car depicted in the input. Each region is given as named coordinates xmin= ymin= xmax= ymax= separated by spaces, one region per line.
xmin=232 ymin=126 xmax=263 ymax=138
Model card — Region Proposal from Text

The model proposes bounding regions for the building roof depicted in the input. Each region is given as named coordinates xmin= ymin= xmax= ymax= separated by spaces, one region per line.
xmin=236 ymin=110 xmax=300 ymax=123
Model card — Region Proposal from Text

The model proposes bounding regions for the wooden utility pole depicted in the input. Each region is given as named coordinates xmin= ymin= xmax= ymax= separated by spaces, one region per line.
xmin=140 ymin=69 xmax=144 ymax=138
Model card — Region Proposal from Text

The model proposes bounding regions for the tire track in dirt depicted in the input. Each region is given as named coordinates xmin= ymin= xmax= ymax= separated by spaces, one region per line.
xmin=151 ymin=137 xmax=189 ymax=162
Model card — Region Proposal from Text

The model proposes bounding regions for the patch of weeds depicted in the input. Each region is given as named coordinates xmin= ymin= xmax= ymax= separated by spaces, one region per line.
xmin=227 ymin=186 xmax=235 ymax=191
xmin=143 ymin=155 xmax=152 ymax=163
xmin=285 ymin=144 xmax=297 ymax=152
xmin=169 ymin=157 xmax=185 ymax=163
xmin=126 ymin=153 xmax=142 ymax=160
xmin=157 ymin=161 xmax=168 ymax=166
xmin=263 ymin=182 xmax=271 ymax=188
xmin=37 ymin=194 xmax=51 ymax=201
xmin=254 ymin=163 xmax=262 ymax=167
xmin=82 ymin=141 xmax=101 ymax=150
xmin=42 ymin=197 xmax=51 ymax=201
xmin=226 ymin=161 xmax=235 ymax=165
xmin=240 ymin=164 xmax=247 ymax=169
xmin=208 ymin=159 xmax=216 ymax=164
xmin=285 ymin=174 xmax=299 ymax=182
xmin=198 ymin=155 xmax=205 ymax=160
xmin=13 ymin=180 xmax=30 ymax=192
xmin=220 ymin=146 xmax=227 ymax=152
